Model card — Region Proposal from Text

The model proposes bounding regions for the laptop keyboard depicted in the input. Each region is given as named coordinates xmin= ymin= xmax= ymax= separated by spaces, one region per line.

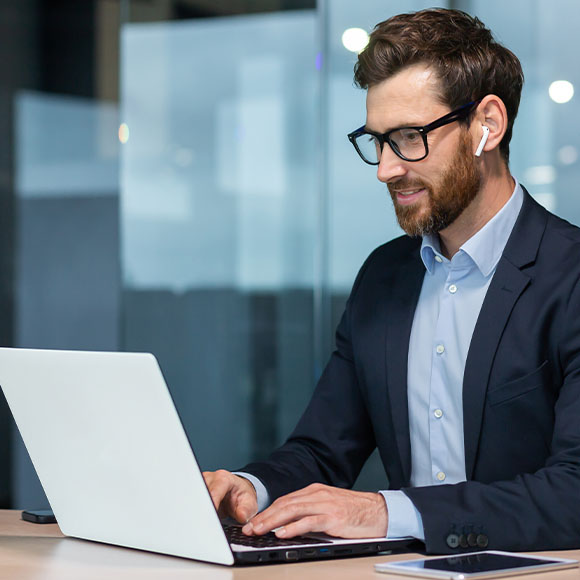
xmin=223 ymin=524 xmax=332 ymax=548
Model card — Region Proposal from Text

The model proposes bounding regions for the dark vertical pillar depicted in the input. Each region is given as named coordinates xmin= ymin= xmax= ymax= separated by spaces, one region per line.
xmin=0 ymin=0 xmax=40 ymax=509
xmin=0 ymin=0 xmax=98 ymax=508
xmin=38 ymin=0 xmax=97 ymax=98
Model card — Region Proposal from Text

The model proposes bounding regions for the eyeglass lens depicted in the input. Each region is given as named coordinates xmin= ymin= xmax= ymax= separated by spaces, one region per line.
xmin=354 ymin=128 xmax=425 ymax=164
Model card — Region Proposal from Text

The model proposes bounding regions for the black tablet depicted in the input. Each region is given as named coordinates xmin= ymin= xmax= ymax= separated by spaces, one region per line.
xmin=375 ymin=550 xmax=578 ymax=579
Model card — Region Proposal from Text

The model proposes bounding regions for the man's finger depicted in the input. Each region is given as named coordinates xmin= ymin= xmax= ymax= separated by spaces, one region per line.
xmin=244 ymin=499 xmax=326 ymax=535
xmin=203 ymin=471 xmax=233 ymax=511
xmin=274 ymin=514 xmax=327 ymax=538
xmin=203 ymin=471 xmax=259 ymax=523
xmin=231 ymin=492 xmax=257 ymax=523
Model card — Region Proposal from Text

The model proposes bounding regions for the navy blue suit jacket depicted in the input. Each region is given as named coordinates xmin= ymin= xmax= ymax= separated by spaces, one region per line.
xmin=243 ymin=190 xmax=580 ymax=553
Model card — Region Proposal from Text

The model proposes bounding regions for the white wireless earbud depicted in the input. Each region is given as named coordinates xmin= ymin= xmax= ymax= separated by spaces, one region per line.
xmin=475 ymin=125 xmax=490 ymax=157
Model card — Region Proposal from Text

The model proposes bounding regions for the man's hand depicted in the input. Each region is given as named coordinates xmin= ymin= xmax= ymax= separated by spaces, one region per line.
xmin=241 ymin=483 xmax=388 ymax=539
xmin=202 ymin=470 xmax=258 ymax=524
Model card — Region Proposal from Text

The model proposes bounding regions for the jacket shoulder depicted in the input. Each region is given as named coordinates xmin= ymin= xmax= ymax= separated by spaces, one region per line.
xmin=348 ymin=234 xmax=421 ymax=298
xmin=545 ymin=211 xmax=580 ymax=245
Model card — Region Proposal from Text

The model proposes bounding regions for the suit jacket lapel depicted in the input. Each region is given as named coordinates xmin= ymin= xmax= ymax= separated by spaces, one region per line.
xmin=463 ymin=190 xmax=548 ymax=479
xmin=462 ymin=260 xmax=530 ymax=479
xmin=385 ymin=246 xmax=425 ymax=485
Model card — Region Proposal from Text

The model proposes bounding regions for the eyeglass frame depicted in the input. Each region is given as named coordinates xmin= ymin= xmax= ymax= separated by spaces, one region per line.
xmin=347 ymin=100 xmax=482 ymax=165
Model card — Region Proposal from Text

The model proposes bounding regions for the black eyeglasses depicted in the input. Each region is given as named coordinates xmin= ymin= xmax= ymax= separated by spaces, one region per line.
xmin=347 ymin=100 xmax=481 ymax=165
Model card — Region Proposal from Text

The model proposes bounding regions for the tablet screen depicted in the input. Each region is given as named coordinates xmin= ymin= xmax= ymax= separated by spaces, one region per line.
xmin=420 ymin=552 xmax=561 ymax=573
xmin=375 ymin=550 xmax=579 ymax=579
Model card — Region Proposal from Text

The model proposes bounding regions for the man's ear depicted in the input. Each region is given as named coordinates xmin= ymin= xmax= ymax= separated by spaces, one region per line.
xmin=472 ymin=95 xmax=508 ymax=156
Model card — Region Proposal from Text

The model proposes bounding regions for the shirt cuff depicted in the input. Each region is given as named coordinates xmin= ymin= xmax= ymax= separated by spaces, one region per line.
xmin=233 ymin=472 xmax=271 ymax=513
xmin=380 ymin=489 xmax=425 ymax=541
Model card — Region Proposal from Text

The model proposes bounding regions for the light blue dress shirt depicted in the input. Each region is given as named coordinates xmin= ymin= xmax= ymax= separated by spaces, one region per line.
xmin=239 ymin=180 xmax=524 ymax=541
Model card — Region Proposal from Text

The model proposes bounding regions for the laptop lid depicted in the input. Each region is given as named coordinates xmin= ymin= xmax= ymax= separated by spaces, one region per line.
xmin=0 ymin=348 xmax=235 ymax=565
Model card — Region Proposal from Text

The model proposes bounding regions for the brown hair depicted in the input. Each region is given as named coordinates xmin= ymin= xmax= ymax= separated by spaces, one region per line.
xmin=354 ymin=9 xmax=524 ymax=163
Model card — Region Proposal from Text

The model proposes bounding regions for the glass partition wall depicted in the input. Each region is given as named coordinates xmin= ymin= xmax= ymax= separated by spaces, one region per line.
xmin=120 ymin=11 xmax=319 ymax=471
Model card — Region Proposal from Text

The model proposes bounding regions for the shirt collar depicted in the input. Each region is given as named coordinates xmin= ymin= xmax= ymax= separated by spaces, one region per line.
xmin=420 ymin=236 xmax=443 ymax=273
xmin=420 ymin=179 xmax=524 ymax=277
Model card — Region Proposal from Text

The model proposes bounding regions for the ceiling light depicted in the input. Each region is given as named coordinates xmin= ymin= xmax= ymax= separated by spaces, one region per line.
xmin=524 ymin=165 xmax=556 ymax=185
xmin=342 ymin=28 xmax=369 ymax=54
xmin=118 ymin=123 xmax=130 ymax=144
xmin=549 ymin=80 xmax=574 ymax=104
xmin=557 ymin=145 xmax=578 ymax=165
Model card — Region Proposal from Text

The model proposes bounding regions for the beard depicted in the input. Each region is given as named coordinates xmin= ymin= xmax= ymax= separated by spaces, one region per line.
xmin=388 ymin=130 xmax=481 ymax=237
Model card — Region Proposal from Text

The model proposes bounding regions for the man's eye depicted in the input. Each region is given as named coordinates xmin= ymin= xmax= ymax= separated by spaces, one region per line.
xmin=400 ymin=130 xmax=421 ymax=142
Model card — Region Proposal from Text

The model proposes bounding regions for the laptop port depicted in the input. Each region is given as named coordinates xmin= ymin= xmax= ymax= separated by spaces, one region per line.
xmin=334 ymin=548 xmax=352 ymax=555
xmin=285 ymin=550 xmax=298 ymax=561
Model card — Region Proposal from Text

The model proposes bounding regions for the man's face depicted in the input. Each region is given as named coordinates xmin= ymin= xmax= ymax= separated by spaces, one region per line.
xmin=365 ymin=64 xmax=481 ymax=237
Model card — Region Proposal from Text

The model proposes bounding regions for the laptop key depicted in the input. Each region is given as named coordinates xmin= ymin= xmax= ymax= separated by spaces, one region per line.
xmin=223 ymin=524 xmax=331 ymax=547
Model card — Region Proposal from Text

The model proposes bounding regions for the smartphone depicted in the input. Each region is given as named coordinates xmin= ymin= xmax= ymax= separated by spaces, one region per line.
xmin=21 ymin=509 xmax=57 ymax=524
xmin=374 ymin=550 xmax=579 ymax=579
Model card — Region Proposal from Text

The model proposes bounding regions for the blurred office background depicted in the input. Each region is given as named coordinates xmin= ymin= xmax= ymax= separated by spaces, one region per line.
xmin=1 ymin=0 xmax=578 ymax=509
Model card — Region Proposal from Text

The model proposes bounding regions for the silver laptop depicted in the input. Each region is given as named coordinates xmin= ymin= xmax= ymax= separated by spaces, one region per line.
xmin=0 ymin=348 xmax=410 ymax=565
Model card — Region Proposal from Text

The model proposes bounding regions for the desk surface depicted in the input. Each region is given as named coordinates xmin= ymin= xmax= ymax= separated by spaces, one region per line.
xmin=1 ymin=510 xmax=580 ymax=580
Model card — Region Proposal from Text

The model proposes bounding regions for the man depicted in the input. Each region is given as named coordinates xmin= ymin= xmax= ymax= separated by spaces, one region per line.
xmin=204 ymin=9 xmax=580 ymax=553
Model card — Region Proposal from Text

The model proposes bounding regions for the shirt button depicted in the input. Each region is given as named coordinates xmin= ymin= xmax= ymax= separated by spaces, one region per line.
xmin=435 ymin=255 xmax=443 ymax=263
xmin=436 ymin=344 xmax=445 ymax=355
xmin=434 ymin=408 xmax=443 ymax=419
xmin=449 ymin=284 xmax=458 ymax=294
xmin=436 ymin=471 xmax=446 ymax=481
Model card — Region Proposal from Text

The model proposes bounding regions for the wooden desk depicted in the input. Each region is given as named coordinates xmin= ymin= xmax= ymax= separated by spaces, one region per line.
xmin=1 ymin=509 xmax=579 ymax=580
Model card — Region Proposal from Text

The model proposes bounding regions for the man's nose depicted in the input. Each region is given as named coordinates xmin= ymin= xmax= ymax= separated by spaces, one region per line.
xmin=376 ymin=144 xmax=408 ymax=184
